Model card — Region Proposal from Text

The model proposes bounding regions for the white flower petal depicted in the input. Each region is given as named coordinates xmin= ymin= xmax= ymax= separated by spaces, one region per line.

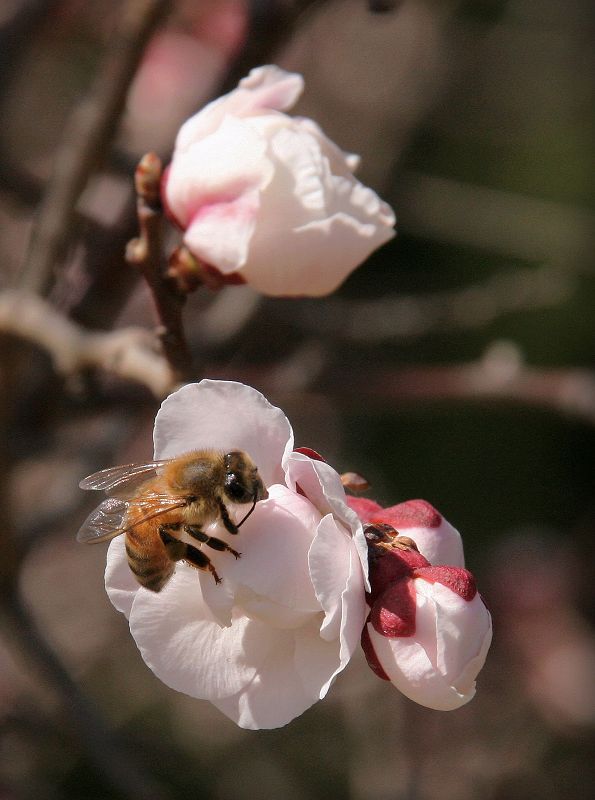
xmin=419 ymin=580 xmax=493 ymax=691
xmin=237 ymin=65 xmax=304 ymax=111
xmin=283 ymin=452 xmax=348 ymax=523
xmin=397 ymin=517 xmax=464 ymax=567
xmin=175 ymin=66 xmax=304 ymax=152
xmin=305 ymin=544 xmax=368 ymax=699
xmin=308 ymin=513 xmax=352 ymax=641
xmin=105 ymin=536 xmax=140 ymax=618
xmin=128 ymin=568 xmax=272 ymax=699
xmin=243 ymin=209 xmax=395 ymax=297
xmin=167 ymin=115 xmax=273 ymax=229
xmin=153 ymin=381 xmax=292 ymax=488
xmin=405 ymin=523 xmax=465 ymax=568
xmin=366 ymin=625 xmax=470 ymax=710
xmin=294 ymin=615 xmax=343 ymax=699
xmin=200 ymin=485 xmax=322 ymax=620
xmin=269 ymin=125 xmax=328 ymax=214
xmin=367 ymin=578 xmax=492 ymax=710
xmin=369 ymin=500 xmax=465 ymax=567
xmin=284 ymin=452 xmax=370 ymax=590
xmin=183 ymin=189 xmax=260 ymax=273
xmin=336 ymin=546 xmax=368 ymax=677
xmin=293 ymin=116 xmax=361 ymax=175
xmin=239 ymin=594 xmax=314 ymax=629
xmin=306 ymin=515 xmax=367 ymax=694
xmin=211 ymin=619 xmax=322 ymax=730
xmin=195 ymin=556 xmax=235 ymax=628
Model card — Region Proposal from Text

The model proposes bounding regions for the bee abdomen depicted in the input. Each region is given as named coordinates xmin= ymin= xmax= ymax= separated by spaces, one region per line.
xmin=125 ymin=538 xmax=173 ymax=592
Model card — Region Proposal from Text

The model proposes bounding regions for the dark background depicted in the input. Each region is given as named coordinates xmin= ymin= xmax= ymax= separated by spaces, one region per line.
xmin=1 ymin=1 xmax=594 ymax=798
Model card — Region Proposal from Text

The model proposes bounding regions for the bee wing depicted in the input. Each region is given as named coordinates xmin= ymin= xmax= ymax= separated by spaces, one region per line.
xmin=77 ymin=497 xmax=129 ymax=543
xmin=77 ymin=493 xmax=189 ymax=544
xmin=79 ymin=460 xmax=170 ymax=495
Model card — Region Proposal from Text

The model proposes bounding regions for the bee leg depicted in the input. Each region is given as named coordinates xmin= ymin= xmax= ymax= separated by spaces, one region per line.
xmin=183 ymin=542 xmax=222 ymax=585
xmin=184 ymin=526 xmax=241 ymax=559
xmin=217 ymin=499 xmax=239 ymax=535
xmin=160 ymin=529 xmax=222 ymax=583
xmin=159 ymin=528 xmax=186 ymax=561
xmin=160 ymin=522 xmax=182 ymax=532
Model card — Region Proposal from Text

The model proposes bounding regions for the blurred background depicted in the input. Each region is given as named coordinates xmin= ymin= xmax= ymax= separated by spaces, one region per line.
xmin=1 ymin=0 xmax=594 ymax=797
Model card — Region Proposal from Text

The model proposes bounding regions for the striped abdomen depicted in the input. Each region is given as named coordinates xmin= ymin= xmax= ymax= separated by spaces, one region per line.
xmin=125 ymin=521 xmax=174 ymax=592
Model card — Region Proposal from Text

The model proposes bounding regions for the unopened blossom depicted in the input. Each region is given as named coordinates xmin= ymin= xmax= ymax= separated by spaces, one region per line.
xmin=347 ymin=497 xmax=465 ymax=567
xmin=104 ymin=380 xmax=368 ymax=729
xmin=361 ymin=525 xmax=492 ymax=710
xmin=162 ymin=64 xmax=396 ymax=297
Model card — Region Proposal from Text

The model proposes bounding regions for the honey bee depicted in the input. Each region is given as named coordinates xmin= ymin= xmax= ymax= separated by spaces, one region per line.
xmin=77 ymin=449 xmax=268 ymax=590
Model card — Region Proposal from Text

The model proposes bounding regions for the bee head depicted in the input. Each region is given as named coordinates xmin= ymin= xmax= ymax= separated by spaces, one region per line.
xmin=223 ymin=451 xmax=268 ymax=505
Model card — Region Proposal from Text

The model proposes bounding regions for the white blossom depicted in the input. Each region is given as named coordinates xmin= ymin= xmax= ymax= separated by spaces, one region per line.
xmin=105 ymin=380 xmax=367 ymax=729
xmin=162 ymin=65 xmax=396 ymax=297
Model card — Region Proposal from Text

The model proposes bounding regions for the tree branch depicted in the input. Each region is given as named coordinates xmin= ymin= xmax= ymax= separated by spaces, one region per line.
xmin=18 ymin=0 xmax=171 ymax=295
xmin=0 ymin=289 xmax=177 ymax=397
xmin=126 ymin=153 xmax=193 ymax=379
xmin=345 ymin=342 xmax=595 ymax=425
xmin=205 ymin=342 xmax=595 ymax=427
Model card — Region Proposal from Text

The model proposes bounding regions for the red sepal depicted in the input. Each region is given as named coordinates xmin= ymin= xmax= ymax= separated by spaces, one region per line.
xmin=294 ymin=447 xmax=326 ymax=462
xmin=413 ymin=566 xmax=477 ymax=601
xmin=369 ymin=579 xmax=417 ymax=638
xmin=347 ymin=496 xmax=383 ymax=522
xmin=368 ymin=544 xmax=429 ymax=602
xmin=372 ymin=499 xmax=442 ymax=529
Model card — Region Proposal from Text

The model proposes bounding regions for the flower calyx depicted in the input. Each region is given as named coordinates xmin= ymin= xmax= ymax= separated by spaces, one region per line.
xmin=166 ymin=246 xmax=247 ymax=294
xmin=365 ymin=522 xmax=427 ymax=602
xmin=134 ymin=151 xmax=163 ymax=210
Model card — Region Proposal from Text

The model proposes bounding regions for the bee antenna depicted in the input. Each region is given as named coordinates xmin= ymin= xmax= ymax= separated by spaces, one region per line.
xmin=236 ymin=496 xmax=257 ymax=529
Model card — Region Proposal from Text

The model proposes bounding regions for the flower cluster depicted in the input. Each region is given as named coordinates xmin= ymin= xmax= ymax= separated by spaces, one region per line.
xmin=94 ymin=65 xmax=491 ymax=731
xmin=104 ymin=381 xmax=491 ymax=729
xmin=162 ymin=65 xmax=396 ymax=297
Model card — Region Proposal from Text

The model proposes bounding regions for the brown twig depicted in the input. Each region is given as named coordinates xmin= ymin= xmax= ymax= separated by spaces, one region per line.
xmin=345 ymin=343 xmax=595 ymax=426
xmin=0 ymin=289 xmax=177 ymax=397
xmin=126 ymin=153 xmax=193 ymax=379
xmin=4 ymin=286 xmax=595 ymax=424
xmin=18 ymin=0 xmax=171 ymax=295
xmin=203 ymin=342 xmax=595 ymax=427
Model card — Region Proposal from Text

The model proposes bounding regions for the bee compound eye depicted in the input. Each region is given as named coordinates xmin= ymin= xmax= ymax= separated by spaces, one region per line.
xmin=224 ymin=472 xmax=252 ymax=503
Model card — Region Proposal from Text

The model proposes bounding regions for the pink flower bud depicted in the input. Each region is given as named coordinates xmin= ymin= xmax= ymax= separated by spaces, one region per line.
xmin=362 ymin=538 xmax=492 ymax=710
xmin=162 ymin=65 xmax=395 ymax=297
xmin=348 ymin=497 xmax=465 ymax=567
